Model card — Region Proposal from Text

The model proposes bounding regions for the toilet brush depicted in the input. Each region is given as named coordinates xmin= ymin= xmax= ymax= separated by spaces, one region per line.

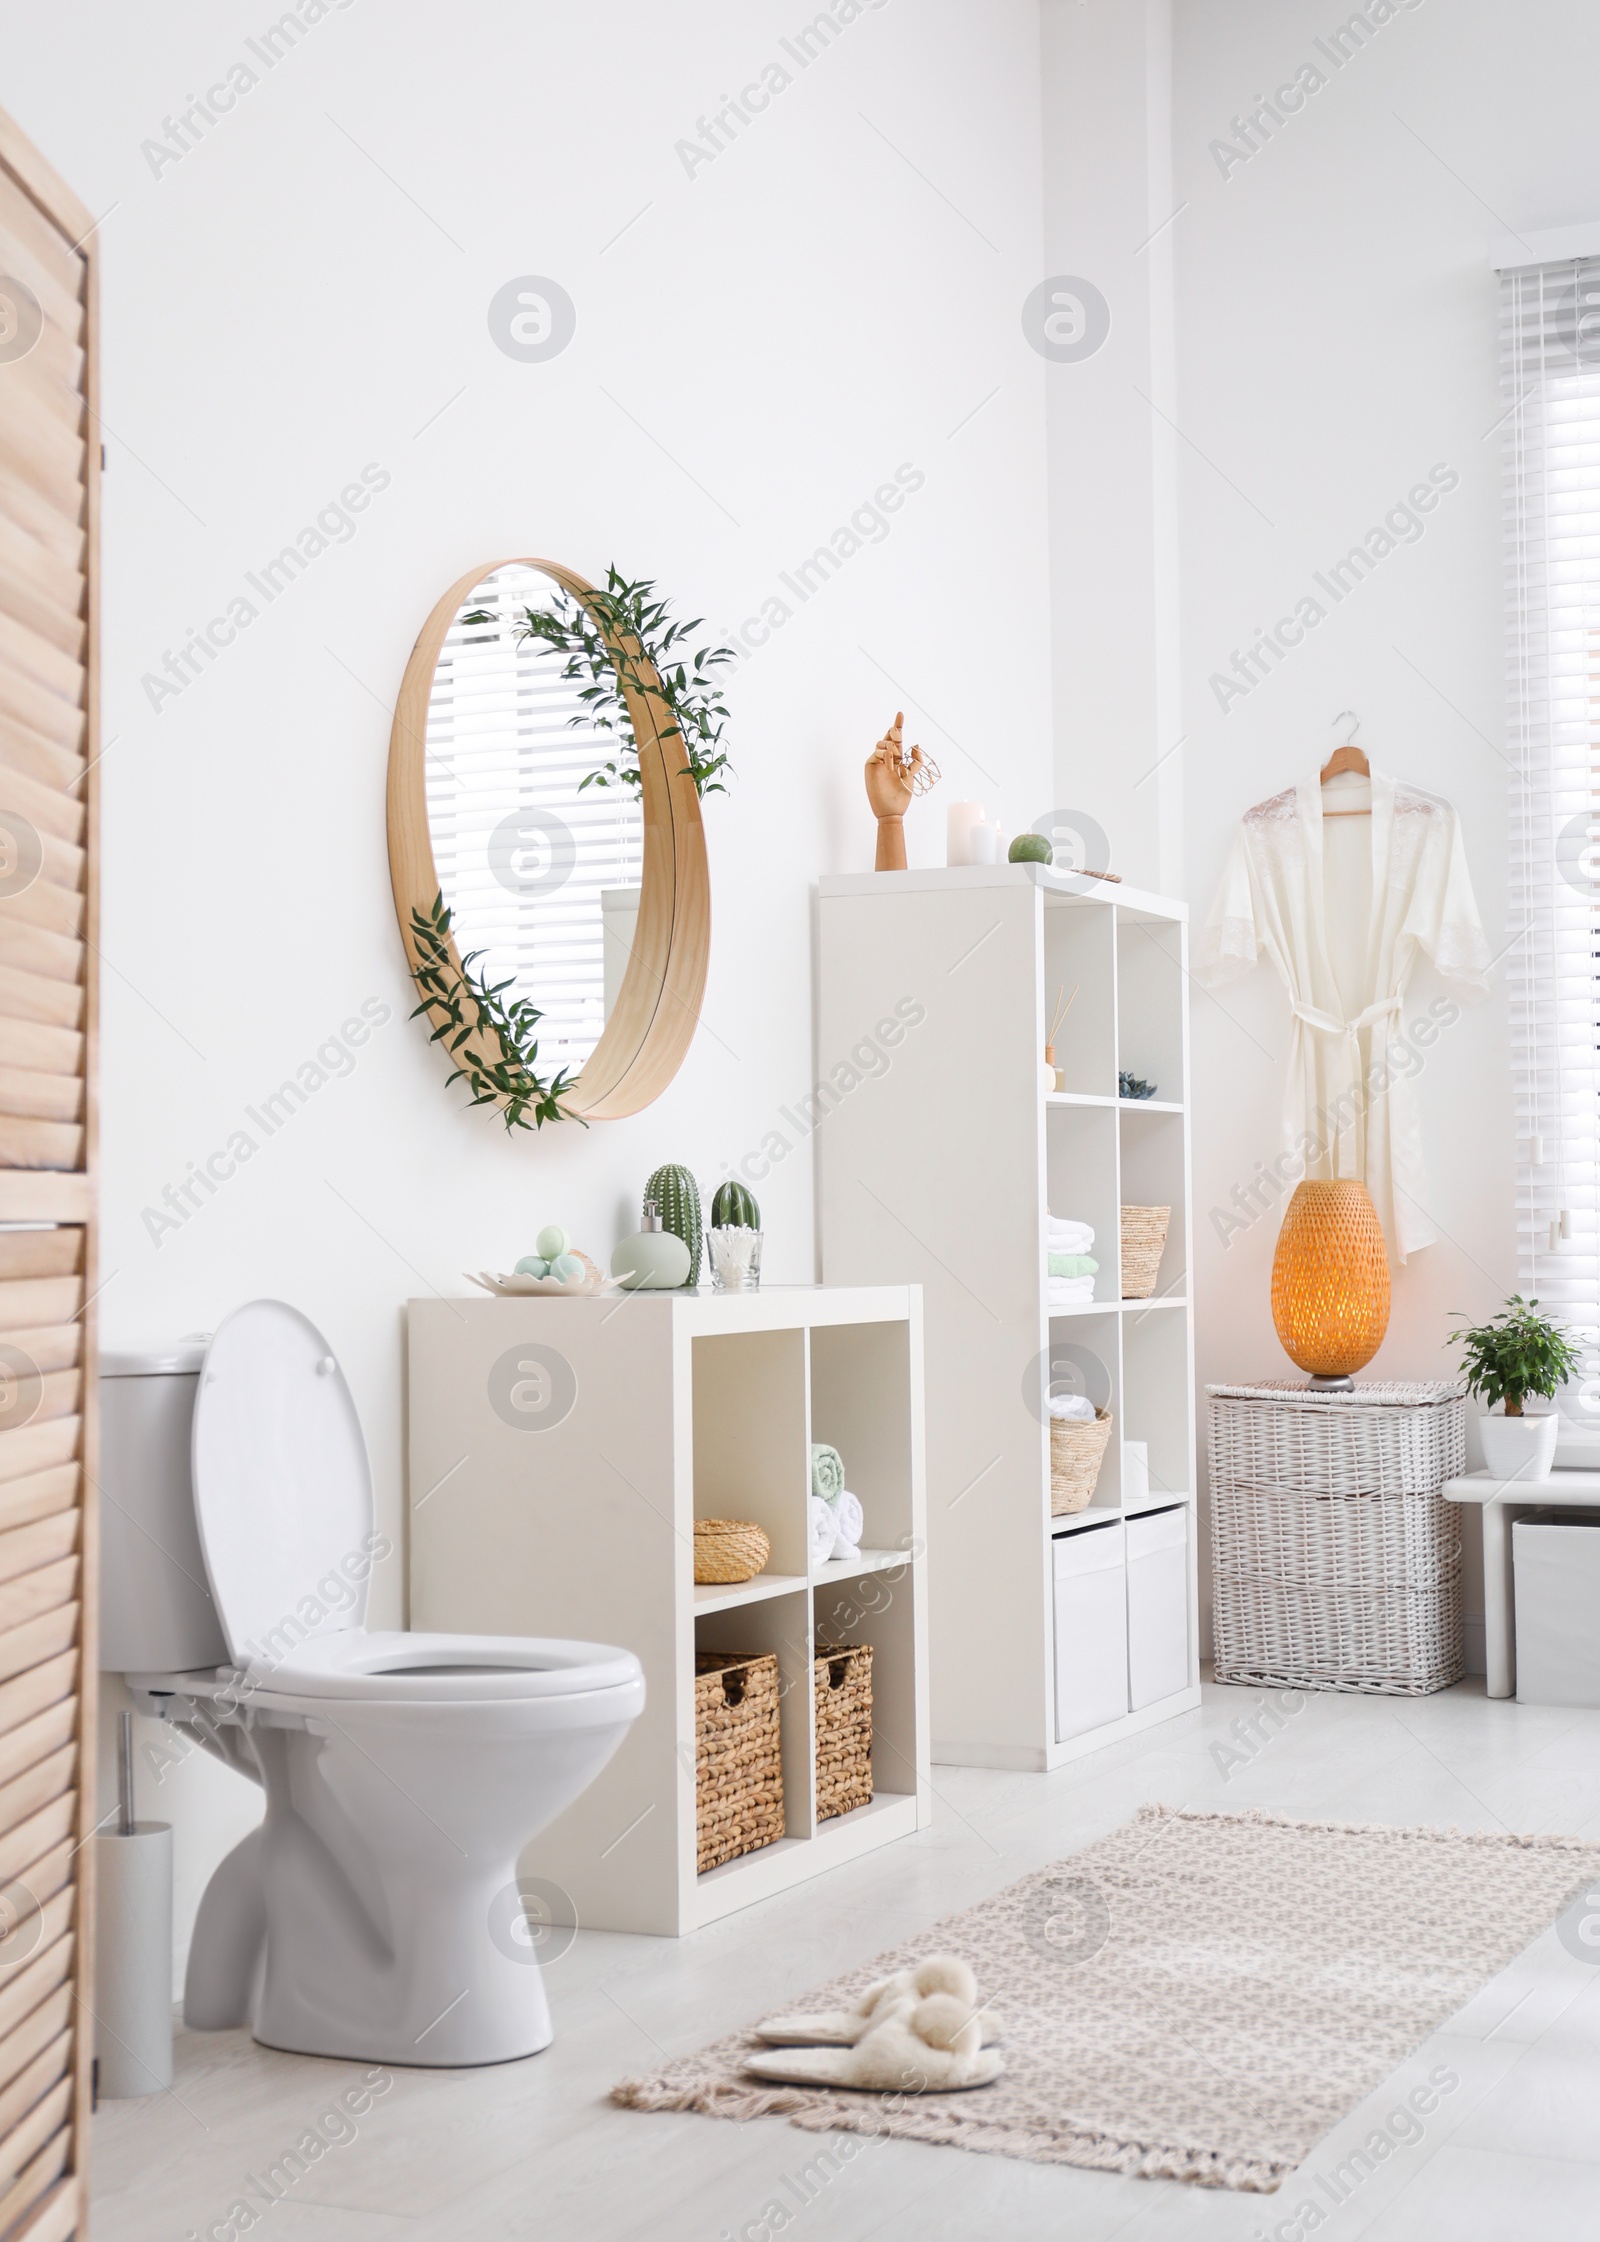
xmin=117 ymin=1710 xmax=134 ymax=1835
xmin=93 ymin=1712 xmax=173 ymax=2097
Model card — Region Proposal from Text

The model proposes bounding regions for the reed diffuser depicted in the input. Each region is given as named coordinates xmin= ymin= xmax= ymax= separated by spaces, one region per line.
xmin=1044 ymin=983 xmax=1077 ymax=1093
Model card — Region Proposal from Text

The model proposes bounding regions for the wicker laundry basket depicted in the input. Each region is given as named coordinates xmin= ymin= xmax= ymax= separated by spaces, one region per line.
xmin=693 ymin=1518 xmax=771 ymax=1584
xmin=1051 ymin=1408 xmax=1114 ymax=1515
xmin=694 ymin=1651 xmax=785 ymax=1871
xmin=814 ymin=1642 xmax=873 ymax=1820
xmin=1120 ymin=1205 xmax=1171 ymax=1299
xmin=1209 ymin=1381 xmax=1467 ymax=1696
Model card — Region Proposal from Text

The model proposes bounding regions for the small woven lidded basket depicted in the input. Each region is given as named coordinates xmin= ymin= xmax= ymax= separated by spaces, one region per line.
xmin=1050 ymin=1408 xmax=1114 ymax=1515
xmin=695 ymin=1651 xmax=785 ymax=1872
xmin=814 ymin=1642 xmax=873 ymax=1820
xmin=693 ymin=1518 xmax=771 ymax=1585
xmin=1120 ymin=1204 xmax=1172 ymax=1299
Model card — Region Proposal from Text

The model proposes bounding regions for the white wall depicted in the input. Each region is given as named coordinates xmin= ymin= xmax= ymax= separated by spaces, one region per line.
xmin=0 ymin=0 xmax=1055 ymax=1977
xmin=1168 ymin=0 xmax=1600 ymax=1650
xmin=1040 ymin=0 xmax=1184 ymax=896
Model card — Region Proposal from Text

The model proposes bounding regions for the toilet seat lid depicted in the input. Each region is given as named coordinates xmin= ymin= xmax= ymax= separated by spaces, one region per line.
xmin=192 ymin=1301 xmax=373 ymax=1663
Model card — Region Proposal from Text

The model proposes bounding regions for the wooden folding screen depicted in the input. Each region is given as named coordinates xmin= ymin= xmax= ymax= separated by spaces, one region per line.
xmin=0 ymin=103 xmax=100 ymax=2242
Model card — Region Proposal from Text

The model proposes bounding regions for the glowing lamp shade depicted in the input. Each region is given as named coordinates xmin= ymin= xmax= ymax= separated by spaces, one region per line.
xmin=1270 ymin=1179 xmax=1391 ymax=1380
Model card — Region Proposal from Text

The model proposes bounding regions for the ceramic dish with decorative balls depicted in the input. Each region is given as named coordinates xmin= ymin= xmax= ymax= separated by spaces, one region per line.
xmin=466 ymin=1225 xmax=607 ymax=1298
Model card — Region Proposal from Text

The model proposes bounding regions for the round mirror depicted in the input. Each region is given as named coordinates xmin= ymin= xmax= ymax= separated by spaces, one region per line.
xmin=387 ymin=558 xmax=709 ymax=1123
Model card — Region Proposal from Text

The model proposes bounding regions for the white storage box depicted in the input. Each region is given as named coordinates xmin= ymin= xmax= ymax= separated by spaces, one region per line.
xmin=1127 ymin=1505 xmax=1189 ymax=1709
xmin=1513 ymin=1510 xmax=1600 ymax=1707
xmin=1053 ymin=1519 xmax=1127 ymax=1743
xmin=1123 ymin=1441 xmax=1149 ymax=1504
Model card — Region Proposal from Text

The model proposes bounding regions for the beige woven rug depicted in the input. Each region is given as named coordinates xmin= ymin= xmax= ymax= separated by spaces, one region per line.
xmin=614 ymin=1805 xmax=1600 ymax=2191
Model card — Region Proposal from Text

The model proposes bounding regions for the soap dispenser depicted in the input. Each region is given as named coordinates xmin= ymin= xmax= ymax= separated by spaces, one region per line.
xmin=611 ymin=1200 xmax=692 ymax=1291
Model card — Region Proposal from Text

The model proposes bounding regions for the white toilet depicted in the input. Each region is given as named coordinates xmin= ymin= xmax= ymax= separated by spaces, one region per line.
xmin=101 ymin=1299 xmax=644 ymax=2067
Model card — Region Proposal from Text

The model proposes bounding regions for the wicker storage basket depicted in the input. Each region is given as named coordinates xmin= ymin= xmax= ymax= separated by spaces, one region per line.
xmin=1120 ymin=1204 xmax=1171 ymax=1299
xmin=1208 ymin=1381 xmax=1467 ymax=1696
xmin=1050 ymin=1409 xmax=1114 ymax=1515
xmin=694 ymin=1651 xmax=785 ymax=1871
xmin=693 ymin=1518 xmax=771 ymax=1585
xmin=814 ymin=1642 xmax=873 ymax=1820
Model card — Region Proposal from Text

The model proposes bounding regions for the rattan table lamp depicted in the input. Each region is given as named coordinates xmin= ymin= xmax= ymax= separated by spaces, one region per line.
xmin=1270 ymin=1179 xmax=1391 ymax=1389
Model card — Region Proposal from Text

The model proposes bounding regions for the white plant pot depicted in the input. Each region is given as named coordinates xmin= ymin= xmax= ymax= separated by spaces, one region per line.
xmin=1480 ymin=1409 xmax=1559 ymax=1482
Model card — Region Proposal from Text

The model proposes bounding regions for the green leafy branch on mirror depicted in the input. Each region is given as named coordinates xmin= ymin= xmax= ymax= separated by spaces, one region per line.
xmin=463 ymin=566 xmax=737 ymax=798
xmin=406 ymin=892 xmax=579 ymax=1131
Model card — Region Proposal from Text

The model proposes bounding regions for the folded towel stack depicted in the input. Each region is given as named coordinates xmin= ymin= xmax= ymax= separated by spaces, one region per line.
xmin=1046 ymin=1215 xmax=1096 ymax=1308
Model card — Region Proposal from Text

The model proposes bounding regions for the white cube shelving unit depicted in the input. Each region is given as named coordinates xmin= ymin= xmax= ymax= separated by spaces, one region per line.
xmin=818 ymin=864 xmax=1200 ymax=1771
xmin=406 ymin=1285 xmax=930 ymax=1935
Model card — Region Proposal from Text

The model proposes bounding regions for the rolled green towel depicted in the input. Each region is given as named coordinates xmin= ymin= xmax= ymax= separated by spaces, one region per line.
xmin=810 ymin=1443 xmax=845 ymax=1504
xmin=1047 ymin=1254 xmax=1099 ymax=1278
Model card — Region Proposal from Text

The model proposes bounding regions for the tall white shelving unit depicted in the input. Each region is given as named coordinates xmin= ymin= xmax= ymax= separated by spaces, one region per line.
xmin=818 ymin=864 xmax=1200 ymax=1771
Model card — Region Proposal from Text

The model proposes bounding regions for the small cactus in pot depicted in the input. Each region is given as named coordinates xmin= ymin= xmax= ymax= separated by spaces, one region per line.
xmin=710 ymin=1180 xmax=761 ymax=1232
xmin=644 ymin=1164 xmax=702 ymax=1286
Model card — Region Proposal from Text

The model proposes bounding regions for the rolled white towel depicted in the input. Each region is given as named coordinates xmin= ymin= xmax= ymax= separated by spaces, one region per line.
xmin=1047 ymin=1392 xmax=1096 ymax=1421
xmin=809 ymin=1494 xmax=838 ymax=1570
xmin=832 ymin=1488 xmax=864 ymax=1558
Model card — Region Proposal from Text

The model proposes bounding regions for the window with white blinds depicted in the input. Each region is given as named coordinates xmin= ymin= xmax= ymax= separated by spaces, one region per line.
xmin=1503 ymin=256 xmax=1600 ymax=1395
xmin=424 ymin=562 xmax=642 ymax=1077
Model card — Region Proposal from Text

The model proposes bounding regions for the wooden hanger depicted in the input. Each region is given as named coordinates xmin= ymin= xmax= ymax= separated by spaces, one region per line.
xmin=1320 ymin=713 xmax=1371 ymax=815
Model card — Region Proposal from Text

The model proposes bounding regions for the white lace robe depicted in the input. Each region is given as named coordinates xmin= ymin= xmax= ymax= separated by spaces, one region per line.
xmin=1195 ymin=771 xmax=1489 ymax=1261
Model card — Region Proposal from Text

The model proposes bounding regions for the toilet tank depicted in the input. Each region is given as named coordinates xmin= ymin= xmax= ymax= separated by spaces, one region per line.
xmin=99 ymin=1343 xmax=229 ymax=1672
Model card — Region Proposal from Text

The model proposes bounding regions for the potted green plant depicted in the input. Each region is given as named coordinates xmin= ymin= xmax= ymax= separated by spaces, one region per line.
xmin=1448 ymin=1295 xmax=1579 ymax=1479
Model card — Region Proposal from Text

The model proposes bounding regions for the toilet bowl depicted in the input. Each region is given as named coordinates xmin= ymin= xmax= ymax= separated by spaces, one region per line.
xmin=103 ymin=1300 xmax=644 ymax=2067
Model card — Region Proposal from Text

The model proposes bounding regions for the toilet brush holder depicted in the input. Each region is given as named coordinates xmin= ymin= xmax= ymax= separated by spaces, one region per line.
xmin=93 ymin=1713 xmax=173 ymax=2098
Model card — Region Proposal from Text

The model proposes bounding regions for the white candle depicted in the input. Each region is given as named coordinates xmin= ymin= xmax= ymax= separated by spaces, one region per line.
xmin=947 ymin=802 xmax=984 ymax=866
xmin=969 ymin=820 xmax=997 ymax=866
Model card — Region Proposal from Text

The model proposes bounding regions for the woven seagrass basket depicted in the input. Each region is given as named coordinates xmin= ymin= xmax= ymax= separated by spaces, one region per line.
xmin=814 ymin=1642 xmax=873 ymax=1820
xmin=1120 ymin=1204 xmax=1171 ymax=1299
xmin=693 ymin=1518 xmax=771 ymax=1584
xmin=1050 ymin=1408 xmax=1114 ymax=1515
xmin=694 ymin=1651 xmax=785 ymax=1872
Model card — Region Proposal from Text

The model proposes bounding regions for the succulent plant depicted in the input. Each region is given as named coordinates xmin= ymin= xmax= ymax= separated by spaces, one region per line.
xmin=710 ymin=1180 xmax=761 ymax=1231
xmin=644 ymin=1164 xmax=702 ymax=1285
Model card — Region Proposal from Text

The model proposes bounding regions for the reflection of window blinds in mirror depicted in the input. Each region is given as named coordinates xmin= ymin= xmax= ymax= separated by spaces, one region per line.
xmin=424 ymin=564 xmax=642 ymax=1073
xmin=1502 ymin=256 xmax=1600 ymax=1353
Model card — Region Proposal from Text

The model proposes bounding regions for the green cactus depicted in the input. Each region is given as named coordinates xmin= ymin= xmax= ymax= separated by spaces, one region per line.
xmin=644 ymin=1164 xmax=702 ymax=1285
xmin=710 ymin=1180 xmax=761 ymax=1231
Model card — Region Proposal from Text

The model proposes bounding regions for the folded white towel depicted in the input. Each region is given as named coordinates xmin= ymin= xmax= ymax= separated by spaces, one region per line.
xmin=1047 ymin=1393 xmax=1096 ymax=1421
xmin=1046 ymin=1224 xmax=1094 ymax=1251
xmin=812 ymin=1489 xmax=865 ymax=1567
xmin=832 ymin=1489 xmax=864 ymax=1558
xmin=1048 ymin=1279 xmax=1096 ymax=1304
xmin=809 ymin=1494 xmax=838 ymax=1570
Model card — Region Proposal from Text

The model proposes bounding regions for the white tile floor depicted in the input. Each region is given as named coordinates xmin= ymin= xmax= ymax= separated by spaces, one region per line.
xmin=92 ymin=1680 xmax=1600 ymax=2242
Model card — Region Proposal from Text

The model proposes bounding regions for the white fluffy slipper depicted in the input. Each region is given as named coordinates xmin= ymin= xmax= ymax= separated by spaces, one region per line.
xmin=755 ymin=1954 xmax=999 ymax=2048
xmin=742 ymin=1992 xmax=1004 ymax=2093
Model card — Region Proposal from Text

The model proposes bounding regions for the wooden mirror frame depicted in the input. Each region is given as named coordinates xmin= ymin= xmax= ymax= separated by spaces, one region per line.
xmin=387 ymin=557 xmax=710 ymax=1121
